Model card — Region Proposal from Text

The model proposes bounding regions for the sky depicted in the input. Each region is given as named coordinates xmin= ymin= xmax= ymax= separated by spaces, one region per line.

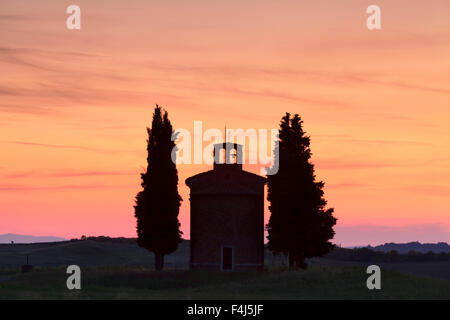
xmin=0 ymin=0 xmax=449 ymax=246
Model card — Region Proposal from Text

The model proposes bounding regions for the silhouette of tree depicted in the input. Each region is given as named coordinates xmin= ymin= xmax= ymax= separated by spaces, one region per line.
xmin=266 ymin=113 xmax=337 ymax=269
xmin=134 ymin=105 xmax=182 ymax=270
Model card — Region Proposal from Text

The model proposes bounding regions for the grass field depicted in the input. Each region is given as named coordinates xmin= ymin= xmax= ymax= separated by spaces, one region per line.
xmin=0 ymin=240 xmax=449 ymax=299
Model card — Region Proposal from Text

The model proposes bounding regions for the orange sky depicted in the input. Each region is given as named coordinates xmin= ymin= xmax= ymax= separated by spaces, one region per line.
xmin=1 ymin=0 xmax=449 ymax=246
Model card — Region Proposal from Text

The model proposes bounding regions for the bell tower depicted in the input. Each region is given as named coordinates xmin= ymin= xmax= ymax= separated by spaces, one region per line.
xmin=213 ymin=142 xmax=243 ymax=170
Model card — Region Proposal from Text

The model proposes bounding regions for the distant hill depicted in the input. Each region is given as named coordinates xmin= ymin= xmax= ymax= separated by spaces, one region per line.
xmin=370 ymin=242 xmax=450 ymax=253
xmin=0 ymin=237 xmax=189 ymax=268
xmin=1 ymin=237 xmax=449 ymax=284
xmin=0 ymin=233 xmax=67 ymax=244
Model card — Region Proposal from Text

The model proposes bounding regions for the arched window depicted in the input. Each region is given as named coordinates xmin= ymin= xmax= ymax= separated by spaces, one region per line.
xmin=230 ymin=148 xmax=237 ymax=164
xmin=219 ymin=148 xmax=226 ymax=164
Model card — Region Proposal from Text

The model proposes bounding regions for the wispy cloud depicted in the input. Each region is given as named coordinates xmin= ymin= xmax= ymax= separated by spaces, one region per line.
xmin=48 ymin=170 xmax=136 ymax=178
xmin=4 ymin=141 xmax=132 ymax=154
xmin=316 ymin=159 xmax=399 ymax=170
xmin=406 ymin=185 xmax=450 ymax=197
xmin=0 ymin=103 xmax=58 ymax=115
xmin=1 ymin=44 xmax=447 ymax=121
xmin=144 ymin=61 xmax=450 ymax=96
xmin=314 ymin=135 xmax=435 ymax=147
xmin=326 ymin=183 xmax=366 ymax=189
xmin=0 ymin=184 xmax=109 ymax=191
xmin=0 ymin=47 xmax=61 ymax=72
xmin=344 ymin=139 xmax=433 ymax=147
xmin=0 ymin=14 xmax=30 ymax=22
xmin=3 ymin=170 xmax=136 ymax=179
xmin=2 ymin=171 xmax=35 ymax=179
xmin=342 ymin=73 xmax=450 ymax=95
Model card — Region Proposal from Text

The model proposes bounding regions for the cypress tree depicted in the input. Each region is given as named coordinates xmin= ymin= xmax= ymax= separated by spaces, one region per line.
xmin=134 ymin=105 xmax=183 ymax=270
xmin=266 ymin=113 xmax=336 ymax=269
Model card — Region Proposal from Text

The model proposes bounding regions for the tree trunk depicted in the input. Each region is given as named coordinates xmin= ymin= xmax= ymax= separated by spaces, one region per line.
xmin=155 ymin=253 xmax=164 ymax=271
xmin=295 ymin=254 xmax=307 ymax=270
xmin=288 ymin=252 xmax=295 ymax=271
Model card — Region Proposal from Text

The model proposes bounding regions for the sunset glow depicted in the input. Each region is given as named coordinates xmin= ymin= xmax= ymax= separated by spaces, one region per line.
xmin=1 ymin=0 xmax=449 ymax=246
